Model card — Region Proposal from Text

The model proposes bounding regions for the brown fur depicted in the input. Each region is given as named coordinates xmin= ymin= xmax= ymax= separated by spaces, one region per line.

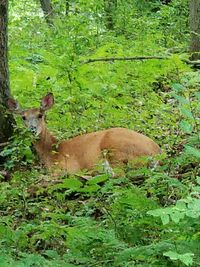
xmin=35 ymin=126 xmax=161 ymax=173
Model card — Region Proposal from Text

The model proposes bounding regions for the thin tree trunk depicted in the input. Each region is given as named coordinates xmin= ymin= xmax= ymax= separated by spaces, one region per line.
xmin=104 ymin=0 xmax=117 ymax=30
xmin=161 ymin=0 xmax=172 ymax=4
xmin=0 ymin=0 xmax=14 ymax=149
xmin=66 ymin=0 xmax=70 ymax=16
xmin=39 ymin=0 xmax=54 ymax=26
xmin=189 ymin=0 xmax=200 ymax=60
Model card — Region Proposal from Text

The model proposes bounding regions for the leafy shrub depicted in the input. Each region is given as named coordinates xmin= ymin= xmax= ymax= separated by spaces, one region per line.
xmin=0 ymin=0 xmax=199 ymax=266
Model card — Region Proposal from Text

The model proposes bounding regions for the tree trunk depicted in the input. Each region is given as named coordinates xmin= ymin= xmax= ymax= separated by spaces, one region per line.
xmin=66 ymin=0 xmax=70 ymax=16
xmin=0 ymin=0 xmax=14 ymax=149
xmin=39 ymin=0 xmax=54 ymax=26
xmin=189 ymin=0 xmax=200 ymax=60
xmin=104 ymin=0 xmax=117 ymax=30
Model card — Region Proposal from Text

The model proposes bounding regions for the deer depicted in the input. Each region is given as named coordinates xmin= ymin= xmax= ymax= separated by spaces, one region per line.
xmin=7 ymin=93 xmax=161 ymax=176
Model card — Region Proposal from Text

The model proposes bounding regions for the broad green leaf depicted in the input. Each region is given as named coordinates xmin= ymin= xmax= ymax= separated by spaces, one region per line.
xmin=172 ymin=83 xmax=184 ymax=92
xmin=176 ymin=200 xmax=186 ymax=210
xmin=185 ymin=146 xmax=200 ymax=159
xmin=62 ymin=178 xmax=83 ymax=190
xmin=164 ymin=251 xmax=194 ymax=266
xmin=196 ymin=177 xmax=200 ymax=185
xmin=161 ymin=214 xmax=170 ymax=225
xmin=147 ymin=209 xmax=163 ymax=217
xmin=195 ymin=92 xmax=200 ymax=101
xmin=186 ymin=210 xmax=200 ymax=218
xmin=43 ymin=250 xmax=59 ymax=259
xmin=79 ymin=184 xmax=100 ymax=193
xmin=87 ymin=174 xmax=109 ymax=185
xmin=170 ymin=211 xmax=184 ymax=223
xmin=192 ymin=186 xmax=200 ymax=193
xmin=163 ymin=251 xmax=179 ymax=260
xmin=167 ymin=178 xmax=185 ymax=187
xmin=179 ymin=253 xmax=194 ymax=266
xmin=188 ymin=199 xmax=200 ymax=210
xmin=180 ymin=108 xmax=194 ymax=120
xmin=174 ymin=95 xmax=189 ymax=104
xmin=180 ymin=120 xmax=193 ymax=133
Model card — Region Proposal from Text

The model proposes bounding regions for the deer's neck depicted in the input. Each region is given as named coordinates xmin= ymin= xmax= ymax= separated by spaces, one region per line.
xmin=34 ymin=126 xmax=57 ymax=167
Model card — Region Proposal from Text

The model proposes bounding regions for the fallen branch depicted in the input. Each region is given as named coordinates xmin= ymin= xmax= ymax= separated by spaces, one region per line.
xmin=81 ymin=55 xmax=200 ymax=69
xmin=82 ymin=56 xmax=167 ymax=64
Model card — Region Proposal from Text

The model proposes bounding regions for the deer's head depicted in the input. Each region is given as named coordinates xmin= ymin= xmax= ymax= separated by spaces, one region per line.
xmin=7 ymin=93 xmax=54 ymax=136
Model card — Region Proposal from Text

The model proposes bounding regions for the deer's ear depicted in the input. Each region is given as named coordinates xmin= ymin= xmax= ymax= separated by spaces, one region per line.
xmin=41 ymin=93 xmax=54 ymax=111
xmin=7 ymin=98 xmax=22 ymax=114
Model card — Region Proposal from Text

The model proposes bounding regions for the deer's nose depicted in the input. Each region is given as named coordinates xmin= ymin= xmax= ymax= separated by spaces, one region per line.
xmin=30 ymin=126 xmax=37 ymax=134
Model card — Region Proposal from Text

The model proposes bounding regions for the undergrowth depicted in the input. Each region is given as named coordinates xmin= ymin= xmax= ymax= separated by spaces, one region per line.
xmin=0 ymin=0 xmax=199 ymax=266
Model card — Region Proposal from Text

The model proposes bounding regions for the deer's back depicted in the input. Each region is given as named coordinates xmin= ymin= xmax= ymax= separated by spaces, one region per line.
xmin=57 ymin=128 xmax=160 ymax=173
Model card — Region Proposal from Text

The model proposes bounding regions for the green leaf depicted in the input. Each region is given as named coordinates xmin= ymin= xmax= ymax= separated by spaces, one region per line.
xmin=170 ymin=211 xmax=184 ymax=223
xmin=186 ymin=210 xmax=200 ymax=218
xmin=164 ymin=251 xmax=179 ymax=260
xmin=195 ymin=92 xmax=200 ymax=101
xmin=174 ymin=95 xmax=189 ymax=104
xmin=196 ymin=177 xmax=200 ymax=185
xmin=180 ymin=120 xmax=193 ymax=133
xmin=185 ymin=146 xmax=200 ymax=159
xmin=161 ymin=214 xmax=170 ymax=225
xmin=172 ymin=83 xmax=185 ymax=92
xmin=43 ymin=250 xmax=59 ymax=259
xmin=87 ymin=174 xmax=109 ymax=185
xmin=179 ymin=253 xmax=194 ymax=266
xmin=164 ymin=251 xmax=194 ymax=266
xmin=147 ymin=208 xmax=163 ymax=217
xmin=180 ymin=108 xmax=194 ymax=120
xmin=79 ymin=184 xmax=100 ymax=193
xmin=192 ymin=186 xmax=200 ymax=193
xmin=176 ymin=200 xmax=186 ymax=210
xmin=62 ymin=178 xmax=83 ymax=190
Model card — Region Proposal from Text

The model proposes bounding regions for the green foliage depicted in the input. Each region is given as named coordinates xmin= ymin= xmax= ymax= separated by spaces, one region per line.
xmin=0 ymin=0 xmax=199 ymax=266
xmin=163 ymin=251 xmax=194 ymax=266
xmin=0 ymin=127 xmax=35 ymax=169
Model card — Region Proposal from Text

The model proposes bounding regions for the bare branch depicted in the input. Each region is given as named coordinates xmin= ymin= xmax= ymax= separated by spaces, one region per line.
xmin=182 ymin=59 xmax=200 ymax=68
xmin=0 ymin=141 xmax=9 ymax=147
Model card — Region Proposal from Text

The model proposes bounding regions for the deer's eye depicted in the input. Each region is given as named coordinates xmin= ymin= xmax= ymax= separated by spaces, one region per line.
xmin=38 ymin=114 xmax=43 ymax=119
xmin=22 ymin=116 xmax=26 ymax=120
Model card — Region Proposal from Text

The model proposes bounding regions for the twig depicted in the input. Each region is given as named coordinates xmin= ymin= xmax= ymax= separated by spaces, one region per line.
xmin=0 ymin=142 xmax=9 ymax=147
xmin=81 ymin=56 xmax=167 ymax=64
xmin=182 ymin=59 xmax=200 ymax=67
